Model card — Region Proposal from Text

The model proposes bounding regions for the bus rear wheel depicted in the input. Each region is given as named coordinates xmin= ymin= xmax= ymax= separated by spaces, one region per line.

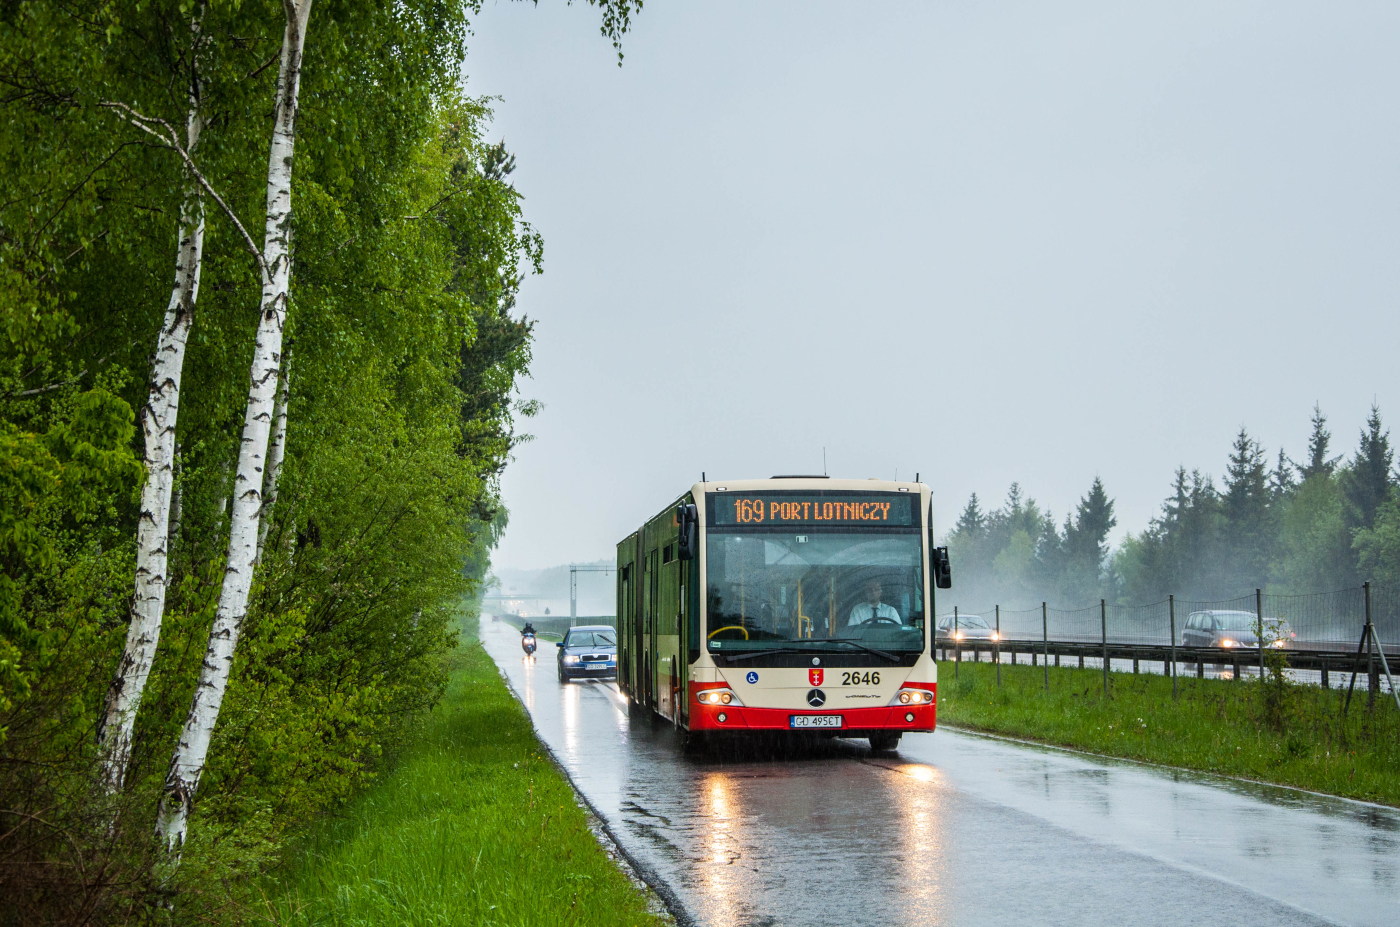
xmin=868 ymin=733 xmax=901 ymax=753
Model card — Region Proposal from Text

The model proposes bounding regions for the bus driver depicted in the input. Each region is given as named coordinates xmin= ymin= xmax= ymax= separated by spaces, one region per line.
xmin=848 ymin=579 xmax=900 ymax=626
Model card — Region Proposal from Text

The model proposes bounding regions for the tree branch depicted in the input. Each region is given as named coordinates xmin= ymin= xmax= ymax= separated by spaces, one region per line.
xmin=98 ymin=100 xmax=268 ymax=284
xmin=244 ymin=51 xmax=280 ymax=82
xmin=402 ymin=181 xmax=472 ymax=221
xmin=7 ymin=371 xmax=86 ymax=398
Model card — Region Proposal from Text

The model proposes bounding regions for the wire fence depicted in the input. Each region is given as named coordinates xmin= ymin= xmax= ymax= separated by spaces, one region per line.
xmin=943 ymin=582 xmax=1400 ymax=647
xmin=939 ymin=582 xmax=1400 ymax=697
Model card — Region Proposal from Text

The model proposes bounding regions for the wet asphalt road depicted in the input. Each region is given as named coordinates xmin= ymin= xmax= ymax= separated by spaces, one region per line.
xmin=482 ymin=620 xmax=1399 ymax=927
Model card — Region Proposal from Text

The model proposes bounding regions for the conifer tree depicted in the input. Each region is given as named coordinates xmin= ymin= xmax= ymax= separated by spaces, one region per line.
xmin=1342 ymin=405 xmax=1394 ymax=534
xmin=1067 ymin=477 xmax=1116 ymax=564
xmin=954 ymin=493 xmax=986 ymax=538
xmin=1221 ymin=427 xmax=1270 ymax=586
xmin=1270 ymin=448 xmax=1295 ymax=499
xmin=1062 ymin=477 xmax=1116 ymax=601
xmin=1297 ymin=403 xmax=1339 ymax=482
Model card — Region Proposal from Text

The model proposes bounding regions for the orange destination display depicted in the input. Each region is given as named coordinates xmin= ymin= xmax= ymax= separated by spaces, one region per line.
xmin=710 ymin=492 xmax=917 ymax=527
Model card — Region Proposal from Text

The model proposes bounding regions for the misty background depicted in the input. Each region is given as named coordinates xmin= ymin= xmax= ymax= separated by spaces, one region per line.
xmin=463 ymin=1 xmax=1400 ymax=610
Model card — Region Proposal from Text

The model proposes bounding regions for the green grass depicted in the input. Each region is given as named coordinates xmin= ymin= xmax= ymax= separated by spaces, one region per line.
xmin=936 ymin=659 xmax=1400 ymax=806
xmin=255 ymin=621 xmax=668 ymax=927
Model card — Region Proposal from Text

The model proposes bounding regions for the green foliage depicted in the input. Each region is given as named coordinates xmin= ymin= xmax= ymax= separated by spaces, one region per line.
xmin=254 ymin=620 xmax=668 ymax=927
xmin=1274 ymin=469 xmax=1354 ymax=593
xmin=1355 ymin=489 xmax=1400 ymax=587
xmin=937 ymin=660 xmax=1400 ymax=806
xmin=0 ymin=2 xmax=568 ymax=920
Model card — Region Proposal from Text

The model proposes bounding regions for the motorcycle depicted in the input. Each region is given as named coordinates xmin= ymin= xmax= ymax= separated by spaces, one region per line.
xmin=521 ymin=632 xmax=537 ymax=658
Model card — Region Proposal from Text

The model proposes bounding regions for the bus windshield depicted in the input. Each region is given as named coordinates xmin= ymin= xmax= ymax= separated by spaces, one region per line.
xmin=705 ymin=530 xmax=925 ymax=653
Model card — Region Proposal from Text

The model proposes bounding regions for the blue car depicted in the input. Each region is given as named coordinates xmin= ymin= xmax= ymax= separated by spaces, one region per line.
xmin=556 ymin=625 xmax=618 ymax=682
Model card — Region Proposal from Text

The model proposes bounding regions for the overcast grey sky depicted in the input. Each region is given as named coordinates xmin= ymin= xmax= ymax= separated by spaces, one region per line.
xmin=466 ymin=1 xmax=1400 ymax=571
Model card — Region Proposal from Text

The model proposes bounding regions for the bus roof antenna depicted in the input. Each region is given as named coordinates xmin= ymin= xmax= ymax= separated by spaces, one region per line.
xmin=823 ymin=447 xmax=827 ymax=476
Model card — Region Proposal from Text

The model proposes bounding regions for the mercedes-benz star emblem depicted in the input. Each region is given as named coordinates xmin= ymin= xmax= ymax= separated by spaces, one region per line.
xmin=806 ymin=688 xmax=826 ymax=708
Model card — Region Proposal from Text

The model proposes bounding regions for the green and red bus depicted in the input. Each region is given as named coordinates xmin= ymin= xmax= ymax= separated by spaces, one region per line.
xmin=616 ymin=477 xmax=951 ymax=751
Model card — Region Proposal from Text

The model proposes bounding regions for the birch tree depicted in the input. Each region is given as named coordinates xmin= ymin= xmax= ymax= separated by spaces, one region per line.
xmin=256 ymin=362 xmax=289 ymax=563
xmin=0 ymin=0 xmax=564 ymax=912
xmin=96 ymin=13 xmax=207 ymax=793
xmin=156 ymin=0 xmax=314 ymax=852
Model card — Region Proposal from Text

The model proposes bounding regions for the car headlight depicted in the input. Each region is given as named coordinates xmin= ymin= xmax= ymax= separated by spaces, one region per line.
xmin=1220 ymin=639 xmax=1235 ymax=648
xmin=695 ymin=688 xmax=743 ymax=707
xmin=953 ymin=631 xmax=963 ymax=640
xmin=563 ymin=655 xmax=580 ymax=664
xmin=889 ymin=688 xmax=935 ymax=706
xmin=990 ymin=631 xmax=1000 ymax=641
xmin=1270 ymin=639 xmax=1287 ymax=648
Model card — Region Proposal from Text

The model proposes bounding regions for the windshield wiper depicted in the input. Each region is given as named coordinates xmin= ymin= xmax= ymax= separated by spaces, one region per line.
xmin=715 ymin=648 xmax=811 ymax=662
xmin=716 ymin=641 xmax=905 ymax=663
xmin=827 ymin=639 xmax=903 ymax=663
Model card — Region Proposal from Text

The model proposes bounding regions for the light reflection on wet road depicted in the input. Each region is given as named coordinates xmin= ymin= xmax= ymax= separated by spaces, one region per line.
xmin=481 ymin=620 xmax=1399 ymax=927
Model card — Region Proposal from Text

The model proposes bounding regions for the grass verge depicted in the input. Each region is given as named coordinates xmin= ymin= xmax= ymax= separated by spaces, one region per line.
xmin=936 ymin=659 xmax=1400 ymax=806
xmin=255 ymin=619 xmax=669 ymax=927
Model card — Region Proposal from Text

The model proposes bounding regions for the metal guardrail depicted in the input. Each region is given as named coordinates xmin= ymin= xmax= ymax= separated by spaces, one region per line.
xmin=937 ymin=638 xmax=1397 ymax=693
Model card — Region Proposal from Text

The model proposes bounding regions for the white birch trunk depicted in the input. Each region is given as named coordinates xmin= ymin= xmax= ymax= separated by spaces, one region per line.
xmin=255 ymin=362 xmax=289 ymax=563
xmin=156 ymin=0 xmax=314 ymax=853
xmin=169 ymin=445 xmax=183 ymax=549
xmin=97 ymin=104 xmax=205 ymax=795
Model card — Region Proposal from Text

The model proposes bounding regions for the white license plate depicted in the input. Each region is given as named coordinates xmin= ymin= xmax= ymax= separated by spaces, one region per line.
xmin=585 ymin=663 xmax=608 ymax=670
xmin=790 ymin=714 xmax=842 ymax=729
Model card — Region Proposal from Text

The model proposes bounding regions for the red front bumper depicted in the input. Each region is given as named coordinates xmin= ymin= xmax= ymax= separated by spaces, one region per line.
xmin=688 ymin=694 xmax=936 ymax=733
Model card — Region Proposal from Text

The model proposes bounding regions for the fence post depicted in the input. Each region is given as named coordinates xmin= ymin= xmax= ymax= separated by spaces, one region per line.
xmin=1042 ymin=602 xmax=1049 ymax=693
xmin=1255 ymin=588 xmax=1264 ymax=684
xmin=1362 ymin=582 xmax=1400 ymax=714
xmin=1344 ymin=598 xmax=1372 ymax=717
xmin=1366 ymin=583 xmax=1376 ymax=713
xmin=954 ymin=606 xmax=960 ymax=680
xmin=995 ymin=605 xmax=1002 ymax=687
xmin=1169 ymin=594 xmax=1178 ymax=700
xmin=1101 ymin=599 xmax=1108 ymax=697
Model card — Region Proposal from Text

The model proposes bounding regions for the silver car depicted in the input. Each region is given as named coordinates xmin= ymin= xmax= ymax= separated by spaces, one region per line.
xmin=1182 ymin=610 xmax=1294 ymax=649
xmin=935 ymin=613 xmax=1000 ymax=643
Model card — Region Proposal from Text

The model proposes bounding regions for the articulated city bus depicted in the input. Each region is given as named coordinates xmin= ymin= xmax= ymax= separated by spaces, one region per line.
xmin=616 ymin=477 xmax=952 ymax=751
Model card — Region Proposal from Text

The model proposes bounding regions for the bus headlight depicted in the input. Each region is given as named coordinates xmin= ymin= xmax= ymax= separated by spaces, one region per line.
xmin=696 ymin=687 xmax=743 ymax=707
xmin=889 ymin=688 xmax=935 ymax=706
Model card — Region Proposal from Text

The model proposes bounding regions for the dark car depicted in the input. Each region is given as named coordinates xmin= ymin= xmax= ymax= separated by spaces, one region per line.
xmin=556 ymin=625 xmax=618 ymax=682
xmin=1182 ymin=610 xmax=1294 ymax=649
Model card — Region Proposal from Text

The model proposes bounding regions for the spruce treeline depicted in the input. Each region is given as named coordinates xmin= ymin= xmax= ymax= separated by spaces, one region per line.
xmin=946 ymin=405 xmax=1400 ymax=609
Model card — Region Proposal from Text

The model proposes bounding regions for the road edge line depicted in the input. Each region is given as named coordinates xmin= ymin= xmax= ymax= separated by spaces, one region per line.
xmin=492 ymin=660 xmax=694 ymax=927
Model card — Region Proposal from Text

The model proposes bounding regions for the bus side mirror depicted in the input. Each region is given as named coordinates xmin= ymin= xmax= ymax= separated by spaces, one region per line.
xmin=677 ymin=503 xmax=698 ymax=560
xmin=932 ymin=546 xmax=952 ymax=589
